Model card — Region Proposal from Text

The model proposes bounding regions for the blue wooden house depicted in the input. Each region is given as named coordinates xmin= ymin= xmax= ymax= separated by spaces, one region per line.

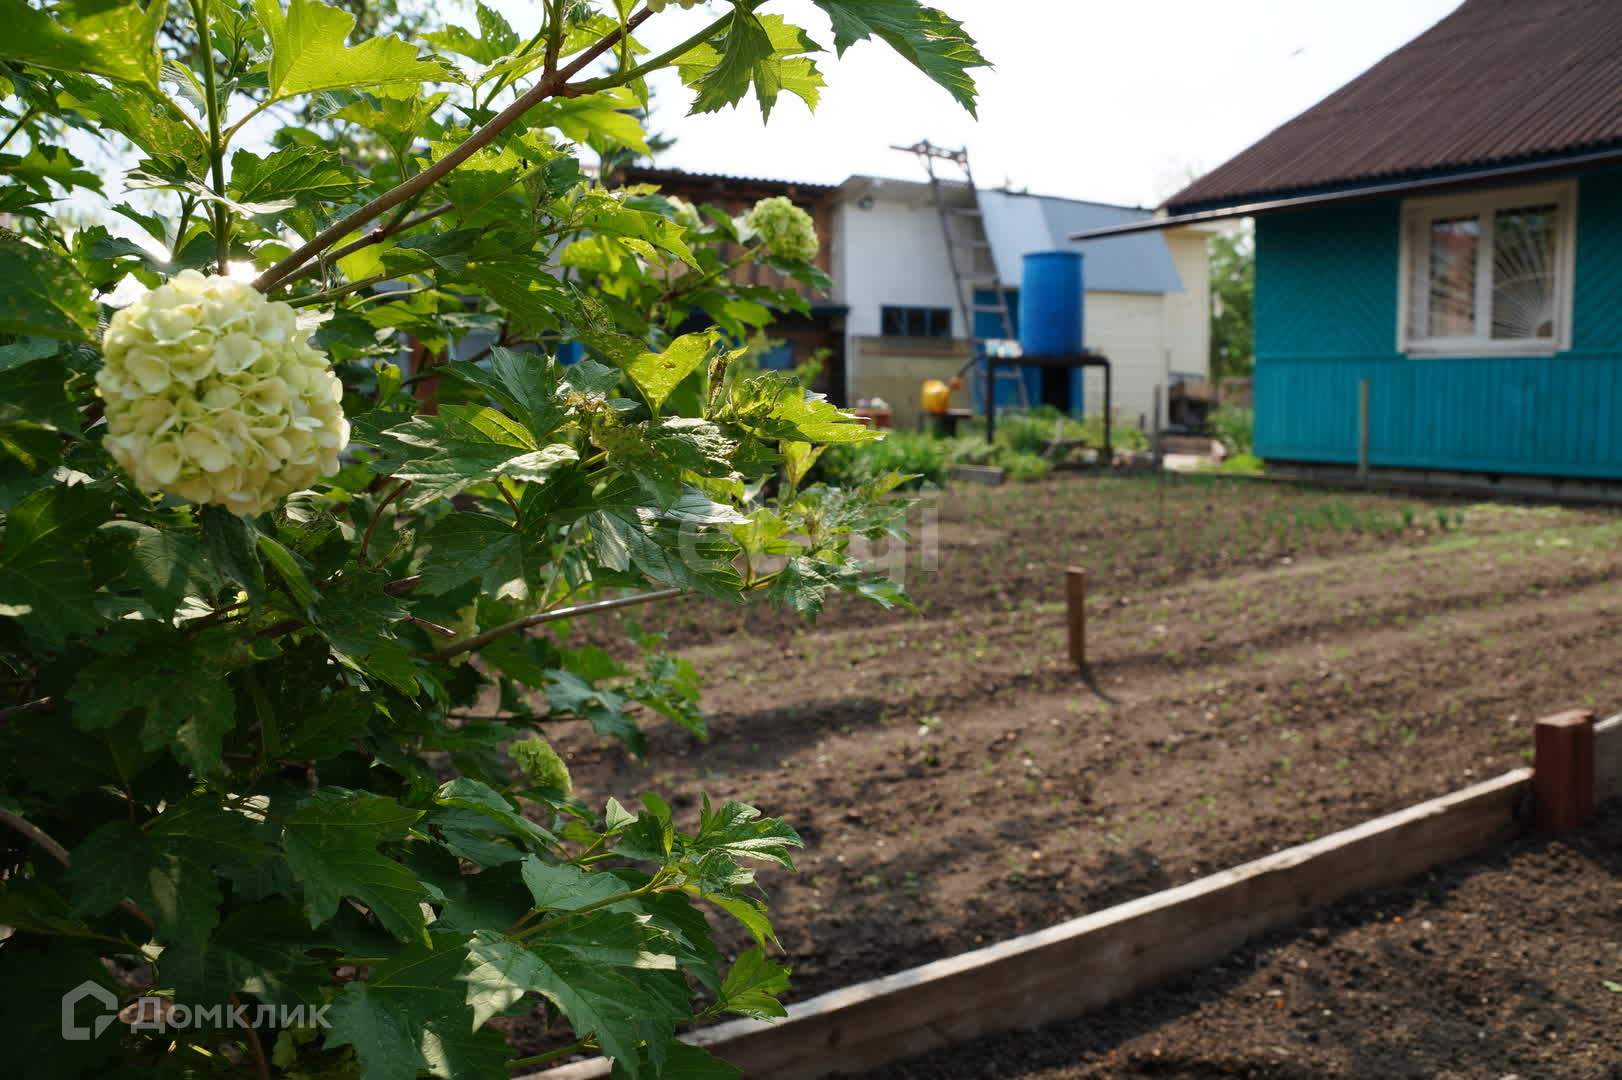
xmin=1079 ymin=0 xmax=1622 ymax=489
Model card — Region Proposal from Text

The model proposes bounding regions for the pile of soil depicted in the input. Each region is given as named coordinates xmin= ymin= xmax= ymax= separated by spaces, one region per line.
xmin=841 ymin=799 xmax=1622 ymax=1079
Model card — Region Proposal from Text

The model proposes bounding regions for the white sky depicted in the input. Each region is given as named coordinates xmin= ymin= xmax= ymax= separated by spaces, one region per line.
xmin=486 ymin=0 xmax=1464 ymax=207
xmin=58 ymin=0 xmax=1465 ymax=239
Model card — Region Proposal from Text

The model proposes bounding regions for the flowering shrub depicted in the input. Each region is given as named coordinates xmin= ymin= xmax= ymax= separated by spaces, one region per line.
xmin=745 ymin=196 xmax=820 ymax=262
xmin=96 ymin=270 xmax=348 ymax=515
xmin=0 ymin=0 xmax=985 ymax=1077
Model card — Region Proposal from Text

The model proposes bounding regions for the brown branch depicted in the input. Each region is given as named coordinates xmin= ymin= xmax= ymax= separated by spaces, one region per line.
xmin=359 ymin=480 xmax=412 ymax=567
xmin=435 ymin=587 xmax=686 ymax=661
xmin=0 ymin=696 xmax=55 ymax=724
xmin=0 ymin=808 xmax=156 ymax=929
xmin=252 ymin=10 xmax=655 ymax=295
xmin=231 ymin=993 xmax=272 ymax=1080
xmin=274 ymin=204 xmax=453 ymax=291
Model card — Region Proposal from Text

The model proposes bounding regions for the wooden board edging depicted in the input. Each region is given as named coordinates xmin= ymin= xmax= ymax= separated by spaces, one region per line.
xmin=1594 ymin=712 xmax=1622 ymax=803
xmin=531 ymin=769 xmax=1530 ymax=1080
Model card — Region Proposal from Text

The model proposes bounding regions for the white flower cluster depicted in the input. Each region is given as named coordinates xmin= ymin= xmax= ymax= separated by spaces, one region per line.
xmin=744 ymin=196 xmax=819 ymax=262
xmin=644 ymin=0 xmax=702 ymax=10
xmin=664 ymin=194 xmax=703 ymax=230
xmin=97 ymin=269 xmax=349 ymax=516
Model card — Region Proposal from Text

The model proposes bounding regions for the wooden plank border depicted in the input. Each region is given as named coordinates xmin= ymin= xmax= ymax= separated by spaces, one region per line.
xmin=533 ymin=768 xmax=1530 ymax=1080
xmin=1595 ymin=712 xmax=1622 ymax=803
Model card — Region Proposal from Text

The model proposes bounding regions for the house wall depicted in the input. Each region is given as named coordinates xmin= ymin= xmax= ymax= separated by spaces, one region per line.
xmin=833 ymin=197 xmax=967 ymax=340
xmin=1253 ymin=168 xmax=1622 ymax=478
xmin=835 ymin=198 xmax=1211 ymax=428
xmin=848 ymin=336 xmax=973 ymax=431
xmin=1085 ymin=291 xmax=1173 ymax=428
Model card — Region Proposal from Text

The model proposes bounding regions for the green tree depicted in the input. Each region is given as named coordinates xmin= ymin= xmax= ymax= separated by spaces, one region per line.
xmin=1209 ymin=225 xmax=1254 ymax=380
xmin=0 ymin=1 xmax=987 ymax=1076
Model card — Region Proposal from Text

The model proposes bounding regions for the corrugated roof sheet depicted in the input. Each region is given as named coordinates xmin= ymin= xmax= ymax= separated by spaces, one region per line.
xmin=618 ymin=166 xmax=838 ymax=192
xmin=1165 ymin=0 xmax=1622 ymax=213
xmin=978 ymin=190 xmax=1184 ymax=293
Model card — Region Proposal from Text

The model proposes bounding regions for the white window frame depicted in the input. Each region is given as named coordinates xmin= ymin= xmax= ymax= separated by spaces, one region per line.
xmin=1396 ymin=180 xmax=1577 ymax=357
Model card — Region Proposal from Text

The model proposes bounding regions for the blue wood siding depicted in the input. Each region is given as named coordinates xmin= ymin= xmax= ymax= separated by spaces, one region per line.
xmin=1253 ymin=169 xmax=1622 ymax=478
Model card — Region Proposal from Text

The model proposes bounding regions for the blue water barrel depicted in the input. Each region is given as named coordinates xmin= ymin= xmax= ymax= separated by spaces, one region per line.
xmin=1019 ymin=251 xmax=1084 ymax=356
xmin=555 ymin=340 xmax=584 ymax=365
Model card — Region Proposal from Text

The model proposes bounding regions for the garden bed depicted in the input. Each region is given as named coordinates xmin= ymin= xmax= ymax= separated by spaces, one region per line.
xmin=509 ymin=474 xmax=1622 ymax=1060
xmin=842 ymin=796 xmax=1622 ymax=1080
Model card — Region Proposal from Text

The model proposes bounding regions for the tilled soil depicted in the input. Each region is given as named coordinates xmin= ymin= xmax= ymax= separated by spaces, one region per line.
xmin=839 ymin=799 xmax=1622 ymax=1080
xmin=513 ymin=475 xmax=1622 ymax=1066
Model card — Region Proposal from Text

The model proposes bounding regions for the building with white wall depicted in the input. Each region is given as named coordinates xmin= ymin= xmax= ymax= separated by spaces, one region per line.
xmin=830 ymin=174 xmax=1211 ymax=431
xmin=616 ymin=166 xmax=1212 ymax=433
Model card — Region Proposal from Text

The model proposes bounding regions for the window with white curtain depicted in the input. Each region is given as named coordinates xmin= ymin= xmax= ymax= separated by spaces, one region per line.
xmin=1398 ymin=181 xmax=1576 ymax=355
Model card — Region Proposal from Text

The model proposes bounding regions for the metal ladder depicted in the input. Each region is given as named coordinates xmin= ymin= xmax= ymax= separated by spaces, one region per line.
xmin=892 ymin=139 xmax=1028 ymax=410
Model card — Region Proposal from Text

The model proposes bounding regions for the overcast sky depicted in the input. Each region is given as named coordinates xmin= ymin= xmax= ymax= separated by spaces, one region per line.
xmin=487 ymin=0 xmax=1464 ymax=208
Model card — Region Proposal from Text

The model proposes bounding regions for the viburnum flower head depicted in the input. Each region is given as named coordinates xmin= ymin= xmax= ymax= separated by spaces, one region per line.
xmin=96 ymin=269 xmax=349 ymax=516
xmin=664 ymin=194 xmax=703 ymax=230
xmin=509 ymin=735 xmax=573 ymax=794
xmin=744 ymin=196 xmax=819 ymax=262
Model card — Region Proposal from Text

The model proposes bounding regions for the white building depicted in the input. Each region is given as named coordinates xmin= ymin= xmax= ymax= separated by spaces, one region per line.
xmin=830 ymin=175 xmax=1211 ymax=432
xmin=617 ymin=166 xmax=1212 ymax=434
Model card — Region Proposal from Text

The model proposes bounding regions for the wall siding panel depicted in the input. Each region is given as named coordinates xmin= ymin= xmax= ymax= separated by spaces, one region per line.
xmin=1253 ymin=169 xmax=1622 ymax=478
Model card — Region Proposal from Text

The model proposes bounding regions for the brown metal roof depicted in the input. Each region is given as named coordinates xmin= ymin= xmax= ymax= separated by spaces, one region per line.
xmin=616 ymin=166 xmax=838 ymax=197
xmin=1164 ymin=0 xmax=1622 ymax=213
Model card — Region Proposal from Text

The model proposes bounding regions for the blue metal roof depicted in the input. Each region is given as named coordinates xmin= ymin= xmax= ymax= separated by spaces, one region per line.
xmin=977 ymin=190 xmax=1184 ymax=294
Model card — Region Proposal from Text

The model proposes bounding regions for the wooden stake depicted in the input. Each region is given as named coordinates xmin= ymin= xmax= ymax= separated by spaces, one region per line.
xmin=1066 ymin=567 xmax=1087 ymax=669
xmin=1533 ymin=709 xmax=1595 ymax=836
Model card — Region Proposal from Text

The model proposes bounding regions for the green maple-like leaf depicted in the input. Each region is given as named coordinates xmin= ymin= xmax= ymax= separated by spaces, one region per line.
xmin=66 ymin=821 xmax=223 ymax=960
xmin=0 ymin=484 xmax=103 ymax=643
xmin=764 ymin=555 xmax=839 ymax=617
xmin=715 ymin=946 xmax=790 ymax=1020
xmin=98 ymin=521 xmax=209 ymax=620
xmin=253 ymin=0 xmax=446 ymax=103
xmin=323 ymin=933 xmax=490 ymax=1080
xmin=519 ymin=859 xmax=634 ymax=914
xmin=66 ymin=86 xmax=209 ymax=173
xmin=67 ymin=626 xmax=237 ymax=773
xmin=0 ymin=233 xmax=97 ymax=342
xmin=586 ymin=506 xmax=743 ymax=602
xmin=422 ymin=1 xmax=517 ymax=64
xmin=281 ymin=788 xmax=430 ymax=944
xmin=463 ymin=922 xmax=689 ymax=1074
xmin=527 ymin=89 xmax=651 ymax=154
xmin=364 ymin=404 xmax=579 ymax=510
xmin=440 ymin=347 xmax=565 ymax=440
xmin=811 ymin=0 xmax=987 ymax=115
xmin=433 ymin=779 xmax=558 ymax=853
xmin=680 ymin=13 xmax=823 ymax=119
xmin=416 ymin=512 xmax=535 ymax=601
xmin=228 ymin=145 xmax=365 ymax=205
xmin=718 ymin=374 xmax=882 ymax=445
xmin=0 ymin=0 xmax=165 ymax=87
xmin=690 ymin=798 xmax=802 ymax=872
xmin=627 ymin=332 xmax=717 ymax=414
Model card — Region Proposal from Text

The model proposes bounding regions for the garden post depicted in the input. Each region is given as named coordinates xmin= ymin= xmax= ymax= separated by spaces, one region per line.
xmin=1532 ymin=709 xmax=1595 ymax=835
xmin=1066 ymin=566 xmax=1087 ymax=668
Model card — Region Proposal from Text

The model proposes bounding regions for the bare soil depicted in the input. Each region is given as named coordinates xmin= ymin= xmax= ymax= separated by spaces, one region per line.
xmin=515 ymin=473 xmax=1622 ymax=1068
xmin=843 ymin=799 xmax=1622 ymax=1080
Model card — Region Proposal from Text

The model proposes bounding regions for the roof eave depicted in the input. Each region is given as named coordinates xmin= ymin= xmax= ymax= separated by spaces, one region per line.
xmin=1073 ymin=147 xmax=1622 ymax=240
